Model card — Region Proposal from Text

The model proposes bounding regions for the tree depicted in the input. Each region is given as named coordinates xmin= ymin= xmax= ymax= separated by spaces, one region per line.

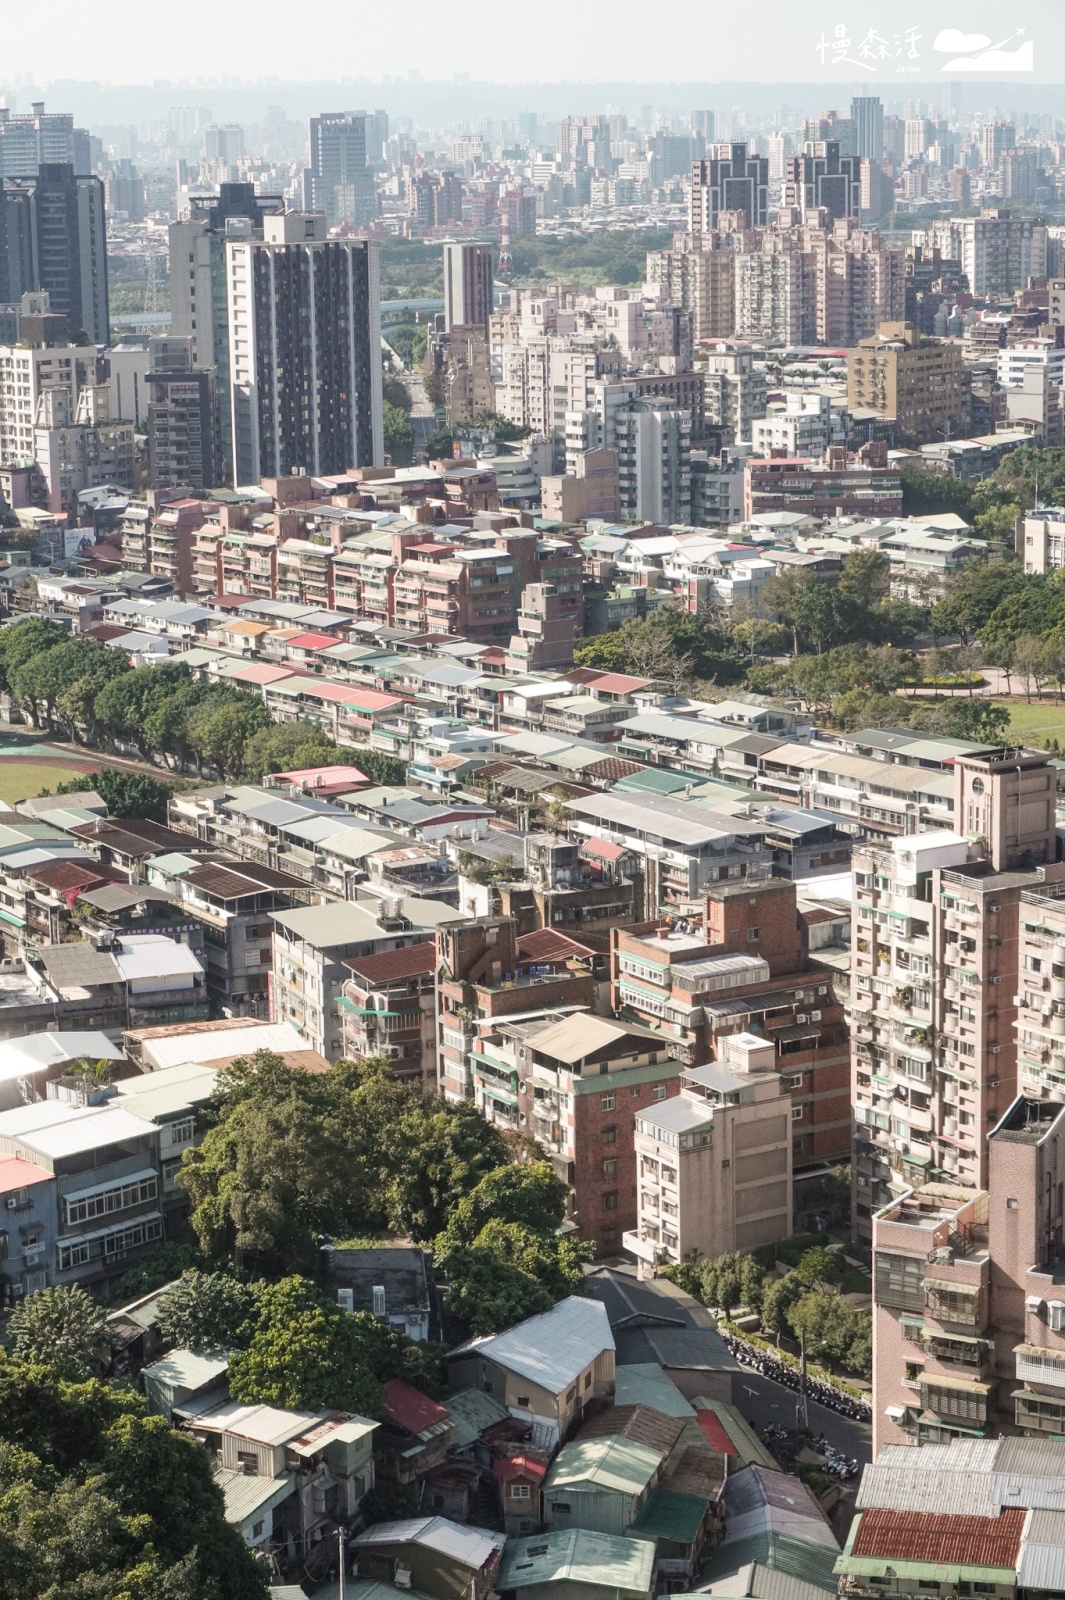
xmin=473 ymin=409 xmax=532 ymax=441
xmin=434 ymin=1242 xmax=555 ymax=1334
xmin=696 ymin=1251 xmax=764 ymax=1315
xmin=0 ymin=1367 xmax=267 ymax=1599
xmin=8 ymin=1285 xmax=107 ymax=1379
xmin=185 ymin=692 xmax=270 ymax=780
xmin=1013 ymin=632 xmax=1048 ymax=701
xmin=55 ymin=768 xmax=176 ymax=823
xmin=180 ymin=1053 xmax=364 ymax=1274
xmin=899 ymin=465 xmax=974 ymax=519
xmin=240 ymin=720 xmax=342 ymax=782
xmin=384 ymin=403 xmax=415 ymax=466
xmin=0 ymin=616 xmax=68 ymax=695
xmin=354 ymin=749 xmax=409 ymax=788
xmin=157 ymin=1271 xmax=259 ymax=1353
xmin=425 ymin=427 xmax=456 ymax=459
xmin=760 ymin=1273 xmax=805 ymax=1344
xmin=787 ymin=1289 xmax=849 ymax=1369
xmin=837 ymin=549 xmax=889 ymax=610
xmin=438 ymin=1161 xmax=569 ymax=1250
xmin=229 ymin=1277 xmax=384 ymax=1415
xmin=793 ymin=1246 xmax=845 ymax=1289
xmin=763 ymin=566 xmax=819 ymax=655
xmin=931 ymin=559 xmax=1025 ymax=644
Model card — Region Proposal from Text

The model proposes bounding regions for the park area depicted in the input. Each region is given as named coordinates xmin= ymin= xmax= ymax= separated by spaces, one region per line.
xmin=0 ymin=733 xmax=102 ymax=808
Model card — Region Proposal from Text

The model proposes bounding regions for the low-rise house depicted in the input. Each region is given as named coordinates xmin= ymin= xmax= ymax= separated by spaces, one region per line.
xmin=702 ymin=1466 xmax=840 ymax=1594
xmin=542 ymin=1434 xmax=664 ymax=1535
xmin=494 ymin=1454 xmax=548 ymax=1535
xmin=498 ymin=1528 xmax=656 ymax=1600
xmin=447 ymin=1295 xmax=616 ymax=1450
xmin=122 ymin=1016 xmax=330 ymax=1074
xmin=377 ymin=1379 xmax=456 ymax=1486
xmin=352 ymin=1517 xmax=507 ymax=1600
xmin=187 ymin=1399 xmax=377 ymax=1568
xmin=142 ymin=1346 xmax=230 ymax=1423
xmin=322 ymin=1246 xmax=437 ymax=1342
xmin=110 ymin=1061 xmax=218 ymax=1217
xmin=0 ymin=1030 xmax=125 ymax=1113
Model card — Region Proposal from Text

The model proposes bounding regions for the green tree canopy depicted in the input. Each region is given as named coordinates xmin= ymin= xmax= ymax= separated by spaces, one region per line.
xmin=438 ymin=1161 xmax=569 ymax=1250
xmin=8 ymin=1286 xmax=107 ymax=1380
xmin=228 ymin=1277 xmax=384 ymax=1415
xmin=55 ymin=767 xmax=176 ymax=824
xmin=156 ymin=1271 xmax=259 ymax=1353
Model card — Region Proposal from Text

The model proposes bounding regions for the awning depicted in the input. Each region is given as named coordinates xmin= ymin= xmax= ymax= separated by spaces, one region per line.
xmin=925 ymin=1331 xmax=986 ymax=1348
xmin=0 ymin=908 xmax=26 ymax=928
xmin=923 ymin=1277 xmax=980 ymax=1295
xmin=482 ymin=1084 xmax=517 ymax=1107
xmin=920 ymin=1373 xmax=992 ymax=1396
xmin=899 ymin=1315 xmax=925 ymax=1328
xmin=884 ymin=1404 xmax=907 ymax=1419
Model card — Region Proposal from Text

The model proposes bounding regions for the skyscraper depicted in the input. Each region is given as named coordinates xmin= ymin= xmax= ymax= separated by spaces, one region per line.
xmin=443 ymin=241 xmax=494 ymax=334
xmin=227 ymin=213 xmax=383 ymax=486
xmin=0 ymin=103 xmax=87 ymax=180
xmin=0 ymin=184 xmax=36 ymax=302
xmin=32 ymin=164 xmax=109 ymax=345
xmin=851 ymin=96 xmax=884 ymax=161
xmin=307 ymin=112 xmax=375 ymax=227
xmin=690 ymin=144 xmax=769 ymax=240
xmin=168 ymin=182 xmax=284 ymax=479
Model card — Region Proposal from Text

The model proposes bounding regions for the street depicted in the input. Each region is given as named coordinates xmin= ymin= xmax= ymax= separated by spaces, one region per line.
xmin=732 ymin=1365 xmax=872 ymax=1467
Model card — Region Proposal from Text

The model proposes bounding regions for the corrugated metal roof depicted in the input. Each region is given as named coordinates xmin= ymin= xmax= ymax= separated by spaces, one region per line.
xmin=615 ymin=1363 xmax=695 ymax=1418
xmin=500 ymin=1528 xmax=655 ymax=1593
xmin=443 ymin=1388 xmax=510 ymax=1449
xmin=1018 ymin=1508 xmax=1065 ymax=1590
xmin=545 ymin=1434 xmax=662 ymax=1496
xmin=353 ymin=1516 xmax=505 ymax=1569
xmin=701 ymin=1533 xmax=839 ymax=1592
xmin=852 ymin=1507 xmax=1025 ymax=1568
xmin=449 ymin=1294 xmax=614 ymax=1394
xmin=629 ymin=1486 xmax=708 ymax=1543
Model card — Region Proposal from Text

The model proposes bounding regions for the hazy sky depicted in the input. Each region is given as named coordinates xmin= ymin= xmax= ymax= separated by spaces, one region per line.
xmin=2 ymin=0 xmax=1063 ymax=86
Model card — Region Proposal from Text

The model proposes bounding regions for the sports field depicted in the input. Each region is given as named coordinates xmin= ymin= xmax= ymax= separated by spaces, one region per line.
xmin=1000 ymin=699 xmax=1065 ymax=746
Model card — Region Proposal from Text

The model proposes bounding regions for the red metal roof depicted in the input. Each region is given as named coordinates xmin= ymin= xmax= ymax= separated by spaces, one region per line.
xmin=285 ymin=632 xmax=338 ymax=650
xmin=344 ymin=942 xmax=437 ymax=983
xmin=586 ymin=672 xmax=652 ymax=695
xmin=581 ymin=838 xmax=628 ymax=862
xmin=516 ymin=928 xmax=597 ymax=964
xmin=231 ymin=663 xmax=296 ymax=685
xmin=852 ymin=1508 xmax=1026 ymax=1567
xmin=493 ymin=1454 xmax=547 ymax=1483
xmin=0 ymin=1155 xmax=53 ymax=1192
xmin=28 ymin=861 xmax=108 ymax=892
xmin=381 ymin=1378 xmax=450 ymax=1436
xmin=695 ymin=1409 xmax=737 ymax=1455
xmin=275 ymin=764 xmax=368 ymax=788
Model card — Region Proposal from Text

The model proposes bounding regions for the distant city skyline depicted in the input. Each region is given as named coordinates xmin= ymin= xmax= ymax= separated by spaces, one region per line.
xmin=1 ymin=0 xmax=1061 ymax=89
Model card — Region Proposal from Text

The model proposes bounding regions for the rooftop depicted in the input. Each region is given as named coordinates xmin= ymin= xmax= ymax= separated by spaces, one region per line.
xmin=499 ymin=1528 xmax=655 ymax=1593
xmin=450 ymin=1294 xmax=614 ymax=1394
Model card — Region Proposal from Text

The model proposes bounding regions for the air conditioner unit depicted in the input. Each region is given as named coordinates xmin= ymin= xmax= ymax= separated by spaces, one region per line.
xmin=4 ymin=1198 xmax=17 ymax=1211
xmin=796 ymin=1013 xmax=808 ymax=1024
xmin=810 ymin=1009 xmax=822 ymax=1021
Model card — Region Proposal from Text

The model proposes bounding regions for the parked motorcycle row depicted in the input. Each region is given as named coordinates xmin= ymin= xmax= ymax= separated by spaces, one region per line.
xmin=722 ymin=1332 xmax=873 ymax=1423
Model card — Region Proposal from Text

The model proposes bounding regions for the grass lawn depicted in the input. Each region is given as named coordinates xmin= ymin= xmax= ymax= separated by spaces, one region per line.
xmin=0 ymin=759 xmax=99 ymax=807
xmin=996 ymin=698 xmax=1065 ymax=746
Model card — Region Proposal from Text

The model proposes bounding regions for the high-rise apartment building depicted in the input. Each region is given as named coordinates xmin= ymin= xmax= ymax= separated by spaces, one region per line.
xmin=0 ymin=294 xmax=97 ymax=464
xmin=982 ymin=119 xmax=1016 ymax=168
xmin=851 ymin=748 xmax=1065 ymax=1241
xmin=645 ymin=237 xmax=735 ymax=343
xmin=31 ymin=164 xmax=109 ymax=346
xmin=783 ymin=141 xmax=861 ymax=221
xmin=703 ymin=343 xmax=766 ymax=445
xmin=690 ymin=144 xmax=769 ymax=239
xmin=847 ymin=320 xmax=964 ymax=445
xmin=169 ymin=182 xmax=284 ymax=478
xmin=0 ymin=184 xmax=36 ymax=303
xmin=443 ymin=241 xmax=494 ymax=334
xmin=613 ymin=396 xmax=691 ymax=525
xmin=734 ymin=232 xmax=813 ymax=345
xmin=851 ymin=96 xmax=884 ymax=160
xmin=0 ymin=104 xmax=87 ymax=180
xmin=227 ymin=213 xmax=383 ymax=485
xmin=307 ymin=111 xmax=375 ymax=226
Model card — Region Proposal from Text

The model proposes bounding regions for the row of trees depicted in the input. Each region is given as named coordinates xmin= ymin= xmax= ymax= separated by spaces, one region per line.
xmin=668 ymin=1245 xmax=872 ymax=1379
xmin=0 ymin=618 xmax=407 ymax=789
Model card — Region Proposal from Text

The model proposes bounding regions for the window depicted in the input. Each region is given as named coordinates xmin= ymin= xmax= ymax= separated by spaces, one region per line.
xmin=786 ymin=1073 xmax=804 ymax=1089
xmin=252 ymin=1522 xmax=264 ymax=1539
xmin=65 ymin=1175 xmax=158 ymax=1227
xmin=602 ymin=1159 xmax=618 ymax=1179
xmin=874 ymin=1250 xmax=925 ymax=1312
xmin=551 ymin=1503 xmax=571 ymax=1515
xmin=652 ymin=1085 xmax=667 ymax=1101
xmin=516 ymin=1394 xmax=530 ymax=1406
xmin=792 ymin=1105 xmax=804 ymax=1121
xmin=747 ymin=926 xmax=760 ymax=942
xmin=603 ymin=1192 xmax=618 ymax=1211
xmin=511 ymin=1484 xmax=531 ymax=1500
xmin=584 ymin=1372 xmax=592 ymax=1389
xmin=601 ymin=1126 xmax=617 ymax=1145
xmin=600 ymin=1094 xmax=615 ymax=1111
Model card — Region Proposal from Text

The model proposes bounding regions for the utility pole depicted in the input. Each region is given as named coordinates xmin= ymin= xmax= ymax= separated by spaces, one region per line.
xmin=338 ymin=1527 xmax=346 ymax=1600
xmin=798 ymin=1327 xmax=809 ymax=1434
